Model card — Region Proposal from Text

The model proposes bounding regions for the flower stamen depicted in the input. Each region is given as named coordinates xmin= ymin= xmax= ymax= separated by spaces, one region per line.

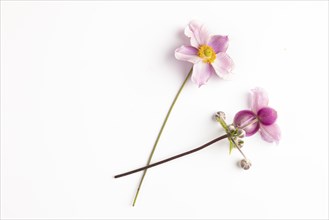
xmin=198 ymin=45 xmax=216 ymax=63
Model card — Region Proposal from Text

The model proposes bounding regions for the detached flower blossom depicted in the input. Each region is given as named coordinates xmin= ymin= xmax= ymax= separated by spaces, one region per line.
xmin=175 ymin=21 xmax=234 ymax=87
xmin=234 ymin=88 xmax=281 ymax=144
xmin=116 ymin=88 xmax=282 ymax=182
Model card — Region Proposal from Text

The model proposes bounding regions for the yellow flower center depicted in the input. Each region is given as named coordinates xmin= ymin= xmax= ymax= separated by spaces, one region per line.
xmin=198 ymin=45 xmax=216 ymax=63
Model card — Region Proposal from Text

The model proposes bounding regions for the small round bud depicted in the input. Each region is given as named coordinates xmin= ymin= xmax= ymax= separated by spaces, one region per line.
xmin=237 ymin=129 xmax=246 ymax=138
xmin=232 ymin=137 xmax=243 ymax=148
xmin=215 ymin=111 xmax=226 ymax=120
xmin=228 ymin=124 xmax=236 ymax=132
xmin=240 ymin=159 xmax=252 ymax=170
xmin=238 ymin=139 xmax=244 ymax=148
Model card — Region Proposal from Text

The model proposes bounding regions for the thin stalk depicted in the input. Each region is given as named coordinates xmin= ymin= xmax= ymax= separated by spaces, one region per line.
xmin=229 ymin=137 xmax=247 ymax=160
xmin=234 ymin=117 xmax=259 ymax=159
xmin=132 ymin=68 xmax=193 ymax=206
xmin=115 ymin=134 xmax=229 ymax=178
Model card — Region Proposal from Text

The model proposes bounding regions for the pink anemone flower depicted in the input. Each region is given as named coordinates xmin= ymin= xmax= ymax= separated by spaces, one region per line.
xmin=234 ymin=88 xmax=281 ymax=144
xmin=175 ymin=21 xmax=234 ymax=87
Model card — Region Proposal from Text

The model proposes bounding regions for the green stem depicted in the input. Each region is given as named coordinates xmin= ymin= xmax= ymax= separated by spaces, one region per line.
xmin=132 ymin=67 xmax=193 ymax=206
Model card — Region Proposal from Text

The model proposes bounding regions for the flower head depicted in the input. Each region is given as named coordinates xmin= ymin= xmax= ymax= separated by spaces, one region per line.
xmin=175 ymin=21 xmax=234 ymax=87
xmin=233 ymin=88 xmax=281 ymax=144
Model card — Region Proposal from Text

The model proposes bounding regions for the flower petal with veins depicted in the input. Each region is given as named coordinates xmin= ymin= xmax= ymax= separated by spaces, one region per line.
xmin=175 ymin=45 xmax=201 ymax=64
xmin=191 ymin=62 xmax=215 ymax=87
xmin=184 ymin=20 xmax=210 ymax=48
xmin=234 ymin=110 xmax=259 ymax=136
xmin=249 ymin=87 xmax=269 ymax=112
xmin=259 ymin=123 xmax=281 ymax=144
xmin=208 ymin=35 xmax=229 ymax=53
xmin=211 ymin=52 xmax=234 ymax=78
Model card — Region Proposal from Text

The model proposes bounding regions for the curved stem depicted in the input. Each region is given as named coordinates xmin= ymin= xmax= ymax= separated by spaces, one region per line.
xmin=132 ymin=68 xmax=193 ymax=206
xmin=115 ymin=134 xmax=229 ymax=178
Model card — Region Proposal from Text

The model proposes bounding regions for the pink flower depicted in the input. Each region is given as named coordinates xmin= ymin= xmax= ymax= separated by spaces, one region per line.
xmin=233 ymin=88 xmax=281 ymax=144
xmin=175 ymin=21 xmax=234 ymax=87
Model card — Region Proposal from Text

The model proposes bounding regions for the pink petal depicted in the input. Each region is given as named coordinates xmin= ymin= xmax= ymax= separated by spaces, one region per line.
xmin=257 ymin=107 xmax=277 ymax=126
xmin=191 ymin=62 xmax=214 ymax=87
xmin=259 ymin=123 xmax=281 ymax=144
xmin=250 ymin=87 xmax=269 ymax=113
xmin=211 ymin=52 xmax=234 ymax=78
xmin=208 ymin=35 xmax=229 ymax=53
xmin=175 ymin=45 xmax=201 ymax=64
xmin=184 ymin=20 xmax=210 ymax=48
xmin=233 ymin=110 xmax=259 ymax=136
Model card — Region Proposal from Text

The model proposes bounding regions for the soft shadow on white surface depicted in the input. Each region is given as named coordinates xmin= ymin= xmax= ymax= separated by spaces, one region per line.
xmin=1 ymin=1 xmax=328 ymax=219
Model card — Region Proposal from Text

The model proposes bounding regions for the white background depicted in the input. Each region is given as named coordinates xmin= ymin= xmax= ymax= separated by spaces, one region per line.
xmin=1 ymin=1 xmax=328 ymax=219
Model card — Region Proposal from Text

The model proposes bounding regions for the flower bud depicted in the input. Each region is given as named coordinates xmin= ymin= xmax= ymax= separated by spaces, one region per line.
xmin=214 ymin=111 xmax=226 ymax=120
xmin=237 ymin=129 xmax=246 ymax=138
xmin=228 ymin=124 xmax=236 ymax=132
xmin=240 ymin=159 xmax=252 ymax=170
xmin=238 ymin=139 xmax=244 ymax=148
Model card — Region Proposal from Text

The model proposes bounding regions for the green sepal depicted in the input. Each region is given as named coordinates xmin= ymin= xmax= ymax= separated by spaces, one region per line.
xmin=229 ymin=138 xmax=235 ymax=154
xmin=216 ymin=116 xmax=229 ymax=133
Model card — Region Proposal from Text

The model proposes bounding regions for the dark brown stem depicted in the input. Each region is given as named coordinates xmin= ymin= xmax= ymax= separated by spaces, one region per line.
xmin=114 ymin=134 xmax=229 ymax=178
